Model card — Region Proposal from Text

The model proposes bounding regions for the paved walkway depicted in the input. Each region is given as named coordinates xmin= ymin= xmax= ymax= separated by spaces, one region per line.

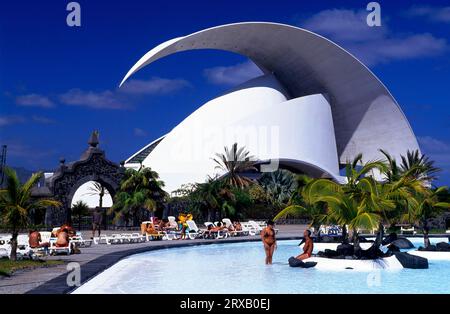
xmin=0 ymin=224 xmax=307 ymax=294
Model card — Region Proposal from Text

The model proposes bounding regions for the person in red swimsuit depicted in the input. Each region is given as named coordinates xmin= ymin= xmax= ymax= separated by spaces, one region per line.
xmin=296 ymin=229 xmax=314 ymax=260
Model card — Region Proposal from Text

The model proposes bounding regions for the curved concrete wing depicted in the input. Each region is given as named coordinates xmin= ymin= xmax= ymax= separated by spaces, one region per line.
xmin=120 ymin=22 xmax=419 ymax=165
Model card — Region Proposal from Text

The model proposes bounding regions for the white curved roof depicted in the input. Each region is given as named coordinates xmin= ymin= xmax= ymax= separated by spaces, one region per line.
xmin=121 ymin=22 xmax=419 ymax=166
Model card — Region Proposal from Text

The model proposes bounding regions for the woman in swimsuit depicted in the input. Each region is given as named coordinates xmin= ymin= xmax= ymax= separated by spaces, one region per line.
xmin=261 ymin=220 xmax=276 ymax=265
xmin=296 ymin=229 xmax=314 ymax=260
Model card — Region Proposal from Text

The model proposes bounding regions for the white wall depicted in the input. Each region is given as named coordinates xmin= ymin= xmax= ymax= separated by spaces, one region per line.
xmin=138 ymin=74 xmax=339 ymax=192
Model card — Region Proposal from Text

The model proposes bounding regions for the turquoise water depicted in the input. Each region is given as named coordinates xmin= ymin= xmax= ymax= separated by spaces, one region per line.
xmin=74 ymin=238 xmax=450 ymax=294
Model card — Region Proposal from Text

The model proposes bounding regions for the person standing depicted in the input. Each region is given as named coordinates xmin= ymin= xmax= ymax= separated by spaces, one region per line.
xmin=92 ymin=207 xmax=103 ymax=238
xmin=261 ymin=220 xmax=277 ymax=265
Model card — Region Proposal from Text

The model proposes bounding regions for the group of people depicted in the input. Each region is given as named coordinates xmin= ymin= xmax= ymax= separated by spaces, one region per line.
xmin=30 ymin=215 xmax=314 ymax=262
xmin=141 ymin=218 xmax=178 ymax=238
xmin=141 ymin=216 xmax=245 ymax=240
xmin=28 ymin=223 xmax=80 ymax=254
xmin=260 ymin=220 xmax=314 ymax=265
xmin=204 ymin=221 xmax=243 ymax=237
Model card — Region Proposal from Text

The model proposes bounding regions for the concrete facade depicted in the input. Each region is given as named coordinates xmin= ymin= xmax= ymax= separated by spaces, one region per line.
xmin=122 ymin=22 xmax=420 ymax=192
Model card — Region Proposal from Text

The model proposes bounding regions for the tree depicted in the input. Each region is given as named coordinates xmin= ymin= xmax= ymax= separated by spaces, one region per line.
xmin=379 ymin=149 xmax=438 ymax=229
xmin=275 ymin=155 xmax=393 ymax=247
xmin=71 ymin=200 xmax=89 ymax=231
xmin=212 ymin=143 xmax=257 ymax=188
xmin=258 ymin=169 xmax=297 ymax=208
xmin=109 ymin=166 xmax=167 ymax=226
xmin=83 ymin=181 xmax=109 ymax=208
xmin=400 ymin=149 xmax=440 ymax=182
xmin=274 ymin=175 xmax=329 ymax=235
xmin=0 ymin=168 xmax=61 ymax=260
xmin=188 ymin=178 xmax=234 ymax=221
xmin=403 ymin=187 xmax=450 ymax=247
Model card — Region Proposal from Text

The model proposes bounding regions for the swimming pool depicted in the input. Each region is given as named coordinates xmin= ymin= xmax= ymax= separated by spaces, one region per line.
xmin=73 ymin=238 xmax=450 ymax=294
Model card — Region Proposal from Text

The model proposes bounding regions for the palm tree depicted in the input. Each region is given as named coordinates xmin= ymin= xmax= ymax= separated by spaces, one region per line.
xmin=189 ymin=178 xmax=235 ymax=221
xmin=109 ymin=166 xmax=167 ymax=226
xmin=83 ymin=181 xmax=109 ymax=208
xmin=72 ymin=200 xmax=89 ymax=231
xmin=400 ymin=149 xmax=440 ymax=182
xmin=379 ymin=149 xmax=437 ymax=229
xmin=276 ymin=155 xmax=391 ymax=246
xmin=258 ymin=169 xmax=297 ymax=208
xmin=212 ymin=143 xmax=257 ymax=188
xmin=274 ymin=175 xmax=329 ymax=236
xmin=0 ymin=167 xmax=61 ymax=260
xmin=403 ymin=187 xmax=450 ymax=247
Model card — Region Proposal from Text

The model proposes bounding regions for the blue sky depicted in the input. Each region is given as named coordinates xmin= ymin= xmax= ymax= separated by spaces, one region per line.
xmin=0 ymin=0 xmax=449 ymax=185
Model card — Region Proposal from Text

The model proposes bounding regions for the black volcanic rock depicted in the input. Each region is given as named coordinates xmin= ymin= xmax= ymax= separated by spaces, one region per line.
xmin=394 ymin=252 xmax=428 ymax=269
xmin=337 ymin=243 xmax=354 ymax=256
xmin=436 ymin=242 xmax=450 ymax=251
xmin=382 ymin=233 xmax=398 ymax=245
xmin=391 ymin=238 xmax=415 ymax=249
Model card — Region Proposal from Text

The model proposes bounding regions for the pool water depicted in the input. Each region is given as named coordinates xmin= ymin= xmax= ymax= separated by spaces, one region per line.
xmin=73 ymin=238 xmax=450 ymax=294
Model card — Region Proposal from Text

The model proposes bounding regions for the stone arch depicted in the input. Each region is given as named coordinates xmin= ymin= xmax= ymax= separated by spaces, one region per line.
xmin=35 ymin=132 xmax=125 ymax=226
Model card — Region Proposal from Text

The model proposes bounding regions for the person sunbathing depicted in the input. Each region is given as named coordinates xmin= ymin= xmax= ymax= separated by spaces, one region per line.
xmin=261 ymin=220 xmax=277 ymax=265
xmin=233 ymin=221 xmax=242 ymax=232
xmin=145 ymin=223 xmax=158 ymax=235
xmin=296 ymin=230 xmax=314 ymax=260
xmin=56 ymin=228 xmax=70 ymax=247
xmin=204 ymin=222 xmax=225 ymax=237
xmin=29 ymin=229 xmax=49 ymax=249
xmin=60 ymin=223 xmax=76 ymax=237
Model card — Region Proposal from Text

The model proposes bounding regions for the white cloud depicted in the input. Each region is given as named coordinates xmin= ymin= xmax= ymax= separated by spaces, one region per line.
xmin=60 ymin=89 xmax=130 ymax=110
xmin=0 ymin=115 xmax=26 ymax=126
xmin=59 ymin=78 xmax=189 ymax=110
xmin=133 ymin=128 xmax=147 ymax=137
xmin=16 ymin=94 xmax=55 ymax=108
xmin=405 ymin=5 xmax=450 ymax=23
xmin=302 ymin=9 xmax=386 ymax=42
xmin=32 ymin=115 xmax=55 ymax=124
xmin=418 ymin=136 xmax=450 ymax=155
xmin=203 ymin=61 xmax=263 ymax=86
xmin=301 ymin=8 xmax=448 ymax=66
xmin=417 ymin=136 xmax=450 ymax=176
xmin=120 ymin=77 xmax=190 ymax=95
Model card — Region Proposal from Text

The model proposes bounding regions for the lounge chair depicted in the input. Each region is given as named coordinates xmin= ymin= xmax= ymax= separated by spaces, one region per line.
xmin=222 ymin=218 xmax=248 ymax=236
xmin=203 ymin=221 xmax=229 ymax=239
xmin=70 ymin=232 xmax=93 ymax=247
xmin=240 ymin=222 xmax=257 ymax=236
xmin=248 ymin=220 xmax=280 ymax=234
xmin=167 ymin=216 xmax=179 ymax=228
xmin=16 ymin=234 xmax=33 ymax=258
xmin=28 ymin=231 xmax=52 ymax=258
xmin=400 ymin=225 xmax=417 ymax=235
xmin=186 ymin=220 xmax=205 ymax=239
xmin=48 ymin=237 xmax=71 ymax=255
xmin=0 ymin=235 xmax=11 ymax=258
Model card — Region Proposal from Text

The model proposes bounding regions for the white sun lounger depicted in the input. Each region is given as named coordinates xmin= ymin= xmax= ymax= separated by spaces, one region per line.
xmin=222 ymin=218 xmax=248 ymax=236
xmin=16 ymin=234 xmax=33 ymax=258
xmin=0 ymin=235 xmax=11 ymax=258
xmin=248 ymin=220 xmax=279 ymax=234
xmin=203 ymin=221 xmax=229 ymax=239
xmin=186 ymin=220 xmax=206 ymax=239
xmin=48 ymin=237 xmax=72 ymax=255
xmin=70 ymin=232 xmax=94 ymax=247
